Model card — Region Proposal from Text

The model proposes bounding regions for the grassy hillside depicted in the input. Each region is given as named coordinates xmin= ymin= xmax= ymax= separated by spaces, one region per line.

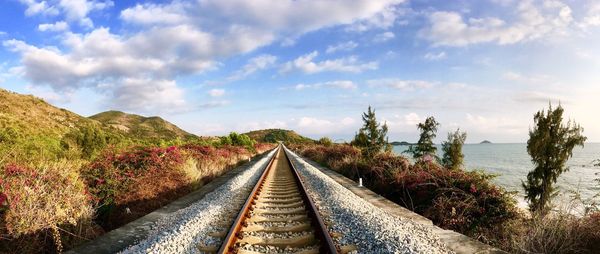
xmin=0 ymin=88 xmax=111 ymax=161
xmin=0 ymin=88 xmax=197 ymax=161
xmin=90 ymin=110 xmax=196 ymax=141
xmin=0 ymin=88 xmax=95 ymax=137
xmin=244 ymin=129 xmax=313 ymax=144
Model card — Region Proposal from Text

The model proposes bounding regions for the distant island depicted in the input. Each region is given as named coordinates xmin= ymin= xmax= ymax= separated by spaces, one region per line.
xmin=390 ymin=141 xmax=414 ymax=146
xmin=480 ymin=140 xmax=492 ymax=144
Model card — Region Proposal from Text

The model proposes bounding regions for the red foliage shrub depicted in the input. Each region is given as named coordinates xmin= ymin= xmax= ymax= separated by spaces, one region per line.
xmin=393 ymin=163 xmax=518 ymax=233
xmin=82 ymin=143 xmax=267 ymax=230
xmin=297 ymin=144 xmax=518 ymax=237
xmin=82 ymin=145 xmax=185 ymax=227
xmin=254 ymin=143 xmax=276 ymax=153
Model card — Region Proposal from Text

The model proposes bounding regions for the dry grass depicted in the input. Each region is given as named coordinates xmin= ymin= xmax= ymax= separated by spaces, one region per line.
xmin=504 ymin=200 xmax=600 ymax=254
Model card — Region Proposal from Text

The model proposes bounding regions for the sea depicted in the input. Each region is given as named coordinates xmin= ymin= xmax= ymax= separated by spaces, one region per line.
xmin=392 ymin=143 xmax=600 ymax=211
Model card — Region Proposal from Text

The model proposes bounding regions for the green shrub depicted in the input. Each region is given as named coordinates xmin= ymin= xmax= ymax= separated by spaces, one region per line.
xmin=220 ymin=132 xmax=256 ymax=151
xmin=317 ymin=137 xmax=333 ymax=146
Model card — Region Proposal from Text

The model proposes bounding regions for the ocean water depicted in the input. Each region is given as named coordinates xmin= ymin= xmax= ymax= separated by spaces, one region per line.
xmin=392 ymin=143 xmax=600 ymax=209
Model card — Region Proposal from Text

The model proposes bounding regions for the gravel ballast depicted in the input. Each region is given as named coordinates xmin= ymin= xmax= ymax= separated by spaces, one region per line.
xmin=284 ymin=147 xmax=453 ymax=254
xmin=119 ymin=149 xmax=277 ymax=254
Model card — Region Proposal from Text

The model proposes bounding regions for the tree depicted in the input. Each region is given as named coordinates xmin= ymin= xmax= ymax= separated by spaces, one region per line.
xmin=441 ymin=129 xmax=467 ymax=170
xmin=220 ymin=132 xmax=256 ymax=147
xmin=61 ymin=124 xmax=109 ymax=159
xmin=523 ymin=104 xmax=586 ymax=215
xmin=318 ymin=137 xmax=333 ymax=146
xmin=351 ymin=106 xmax=390 ymax=158
xmin=406 ymin=116 xmax=440 ymax=160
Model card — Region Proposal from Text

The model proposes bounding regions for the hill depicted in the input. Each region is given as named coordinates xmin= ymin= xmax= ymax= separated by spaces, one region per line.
xmin=0 ymin=88 xmax=95 ymax=137
xmin=90 ymin=110 xmax=196 ymax=140
xmin=390 ymin=141 xmax=413 ymax=146
xmin=0 ymin=88 xmax=110 ymax=160
xmin=0 ymin=88 xmax=197 ymax=161
xmin=244 ymin=129 xmax=313 ymax=144
xmin=480 ymin=140 xmax=492 ymax=144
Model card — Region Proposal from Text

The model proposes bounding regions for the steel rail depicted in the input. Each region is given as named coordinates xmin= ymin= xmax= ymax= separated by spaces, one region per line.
xmin=217 ymin=145 xmax=338 ymax=254
xmin=283 ymin=146 xmax=338 ymax=254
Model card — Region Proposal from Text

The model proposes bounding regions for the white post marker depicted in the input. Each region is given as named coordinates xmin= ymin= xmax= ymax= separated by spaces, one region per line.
xmin=358 ymin=178 xmax=363 ymax=187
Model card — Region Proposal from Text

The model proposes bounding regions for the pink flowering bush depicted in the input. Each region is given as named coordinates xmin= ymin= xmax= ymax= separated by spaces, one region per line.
xmin=83 ymin=143 xmax=273 ymax=229
xmin=0 ymin=161 xmax=95 ymax=252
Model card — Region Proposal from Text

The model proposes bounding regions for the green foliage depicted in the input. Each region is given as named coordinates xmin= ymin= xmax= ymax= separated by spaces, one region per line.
xmin=441 ymin=129 xmax=467 ymax=170
xmin=351 ymin=106 xmax=390 ymax=158
xmin=406 ymin=116 xmax=439 ymax=160
xmin=318 ymin=137 xmax=333 ymax=146
xmin=61 ymin=124 xmax=108 ymax=159
xmin=0 ymin=125 xmax=22 ymax=145
xmin=220 ymin=132 xmax=256 ymax=151
xmin=244 ymin=129 xmax=313 ymax=144
xmin=523 ymin=104 xmax=587 ymax=215
xmin=0 ymin=119 xmax=64 ymax=162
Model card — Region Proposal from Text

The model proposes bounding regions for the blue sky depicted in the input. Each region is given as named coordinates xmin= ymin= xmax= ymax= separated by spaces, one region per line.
xmin=1 ymin=0 xmax=599 ymax=143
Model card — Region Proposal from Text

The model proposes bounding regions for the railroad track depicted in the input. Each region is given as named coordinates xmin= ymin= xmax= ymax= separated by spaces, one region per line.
xmin=217 ymin=146 xmax=339 ymax=254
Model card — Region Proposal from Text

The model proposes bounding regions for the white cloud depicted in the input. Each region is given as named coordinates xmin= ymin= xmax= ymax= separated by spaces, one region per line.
xmin=281 ymin=51 xmax=378 ymax=74
xmin=579 ymin=2 xmax=600 ymax=29
xmin=465 ymin=113 xmax=523 ymax=135
xmin=18 ymin=0 xmax=113 ymax=28
xmin=345 ymin=4 xmax=405 ymax=32
xmin=120 ymin=2 xmax=189 ymax=26
xmin=295 ymin=116 xmax=356 ymax=135
xmin=58 ymin=0 xmax=114 ymax=27
xmin=208 ymin=88 xmax=225 ymax=97
xmin=503 ymin=71 xmax=552 ymax=84
xmin=2 ymin=27 xmax=218 ymax=113
xmin=373 ymin=31 xmax=395 ymax=42
xmin=188 ymin=122 xmax=226 ymax=136
xmin=238 ymin=120 xmax=288 ymax=133
xmin=228 ymin=54 xmax=277 ymax=81
xmin=382 ymin=112 xmax=424 ymax=131
xmin=367 ymin=78 xmax=435 ymax=90
xmin=18 ymin=0 xmax=59 ymax=16
xmin=25 ymin=84 xmax=73 ymax=104
xmin=38 ymin=21 xmax=69 ymax=32
xmin=7 ymin=0 xmax=401 ymax=112
xmin=293 ymin=80 xmax=357 ymax=90
xmin=108 ymin=78 xmax=186 ymax=113
xmin=419 ymin=1 xmax=574 ymax=46
xmin=121 ymin=0 xmax=404 ymax=37
xmin=424 ymin=51 xmax=447 ymax=60
xmin=326 ymin=41 xmax=358 ymax=54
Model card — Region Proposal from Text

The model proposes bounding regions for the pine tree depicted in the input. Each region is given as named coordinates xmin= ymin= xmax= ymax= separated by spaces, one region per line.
xmin=407 ymin=116 xmax=439 ymax=160
xmin=523 ymin=104 xmax=586 ymax=215
xmin=441 ymin=129 xmax=467 ymax=170
xmin=352 ymin=106 xmax=389 ymax=158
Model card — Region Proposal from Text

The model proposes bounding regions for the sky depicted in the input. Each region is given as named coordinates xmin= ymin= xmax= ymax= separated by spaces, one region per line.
xmin=1 ymin=0 xmax=599 ymax=143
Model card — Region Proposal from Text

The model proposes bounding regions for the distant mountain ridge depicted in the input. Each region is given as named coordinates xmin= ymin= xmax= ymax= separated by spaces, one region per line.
xmin=90 ymin=110 xmax=197 ymax=140
xmin=390 ymin=141 xmax=414 ymax=146
xmin=244 ymin=129 xmax=313 ymax=144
